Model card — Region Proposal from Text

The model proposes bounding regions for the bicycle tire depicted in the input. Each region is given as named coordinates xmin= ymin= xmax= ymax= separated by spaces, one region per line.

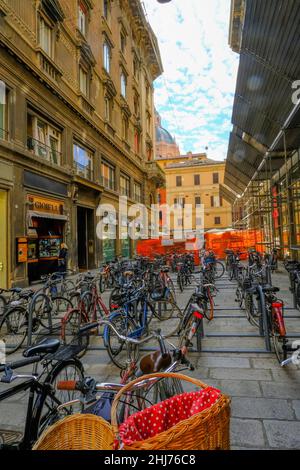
xmin=35 ymin=358 xmax=85 ymax=439
xmin=99 ymin=275 xmax=106 ymax=294
xmin=0 ymin=295 xmax=7 ymax=318
xmin=61 ymin=308 xmax=89 ymax=358
xmin=105 ymin=313 xmax=139 ymax=369
xmin=214 ymin=261 xmax=225 ymax=279
xmin=0 ymin=306 xmax=28 ymax=354
xmin=179 ymin=313 xmax=202 ymax=350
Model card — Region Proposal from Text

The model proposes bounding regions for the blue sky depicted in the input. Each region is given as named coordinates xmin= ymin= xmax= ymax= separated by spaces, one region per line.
xmin=142 ymin=0 xmax=239 ymax=161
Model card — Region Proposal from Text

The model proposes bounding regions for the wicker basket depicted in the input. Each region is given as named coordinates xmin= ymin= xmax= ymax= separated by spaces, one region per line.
xmin=111 ymin=372 xmax=231 ymax=451
xmin=32 ymin=414 xmax=114 ymax=450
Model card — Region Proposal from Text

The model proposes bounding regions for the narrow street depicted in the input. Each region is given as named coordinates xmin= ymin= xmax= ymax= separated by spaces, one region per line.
xmin=1 ymin=265 xmax=299 ymax=450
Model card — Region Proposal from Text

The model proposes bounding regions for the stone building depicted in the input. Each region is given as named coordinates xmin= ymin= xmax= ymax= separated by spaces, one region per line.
xmin=0 ymin=0 xmax=164 ymax=287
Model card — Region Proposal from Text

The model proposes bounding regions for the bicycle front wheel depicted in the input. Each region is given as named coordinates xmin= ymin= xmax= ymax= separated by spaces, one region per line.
xmin=105 ymin=313 xmax=139 ymax=369
xmin=214 ymin=261 xmax=225 ymax=279
xmin=35 ymin=358 xmax=84 ymax=439
xmin=0 ymin=306 xmax=28 ymax=354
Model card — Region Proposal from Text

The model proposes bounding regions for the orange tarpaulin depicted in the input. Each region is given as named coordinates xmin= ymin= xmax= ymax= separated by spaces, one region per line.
xmin=136 ymin=230 xmax=264 ymax=263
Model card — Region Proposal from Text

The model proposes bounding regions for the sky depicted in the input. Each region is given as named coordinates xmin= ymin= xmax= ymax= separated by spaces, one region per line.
xmin=142 ymin=0 xmax=239 ymax=161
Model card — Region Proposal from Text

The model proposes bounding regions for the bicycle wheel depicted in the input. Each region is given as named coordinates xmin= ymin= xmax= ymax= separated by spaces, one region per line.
xmin=0 ymin=295 xmax=7 ymax=318
xmin=272 ymin=333 xmax=287 ymax=363
xmin=80 ymin=291 xmax=93 ymax=319
xmin=99 ymin=275 xmax=106 ymax=294
xmin=61 ymin=308 xmax=88 ymax=353
xmin=61 ymin=280 xmax=75 ymax=298
xmin=36 ymin=359 xmax=84 ymax=438
xmin=214 ymin=261 xmax=225 ymax=279
xmin=0 ymin=306 xmax=28 ymax=354
xmin=105 ymin=313 xmax=139 ymax=369
xmin=244 ymin=292 xmax=260 ymax=327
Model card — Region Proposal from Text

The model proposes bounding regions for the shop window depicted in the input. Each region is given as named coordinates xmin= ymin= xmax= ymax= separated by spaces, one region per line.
xmin=38 ymin=15 xmax=53 ymax=58
xmin=27 ymin=113 xmax=62 ymax=165
xmin=73 ymin=142 xmax=93 ymax=180
xmin=101 ymin=160 xmax=115 ymax=190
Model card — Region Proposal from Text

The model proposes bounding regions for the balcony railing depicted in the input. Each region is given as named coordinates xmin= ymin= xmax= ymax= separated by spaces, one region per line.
xmin=0 ymin=127 xmax=9 ymax=140
xmin=101 ymin=176 xmax=116 ymax=191
xmin=74 ymin=161 xmax=93 ymax=181
xmin=27 ymin=136 xmax=61 ymax=165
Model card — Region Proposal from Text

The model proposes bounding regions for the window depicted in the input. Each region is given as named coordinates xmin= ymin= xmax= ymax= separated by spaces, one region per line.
xmin=134 ymin=182 xmax=142 ymax=203
xmin=27 ymin=113 xmax=61 ymax=165
xmin=101 ymin=160 xmax=115 ymax=190
xmin=134 ymin=129 xmax=140 ymax=154
xmin=0 ymin=83 xmax=9 ymax=140
xmin=120 ymin=174 xmax=130 ymax=197
xmin=195 ymin=196 xmax=201 ymax=206
xmin=120 ymin=31 xmax=126 ymax=54
xmin=103 ymin=0 xmax=109 ymax=20
xmin=196 ymin=217 xmax=202 ymax=226
xmin=122 ymin=116 xmax=129 ymax=141
xmin=211 ymin=195 xmax=221 ymax=207
xmin=103 ymin=41 xmax=111 ymax=74
xmin=104 ymin=95 xmax=112 ymax=122
xmin=78 ymin=3 xmax=87 ymax=36
xmin=38 ymin=16 xmax=52 ymax=57
xmin=176 ymin=176 xmax=182 ymax=187
xmin=79 ymin=67 xmax=88 ymax=96
xmin=215 ymin=217 xmax=221 ymax=225
xmin=121 ymin=72 xmax=127 ymax=98
xmin=194 ymin=174 xmax=200 ymax=185
xmin=133 ymin=93 xmax=140 ymax=117
xmin=73 ymin=143 xmax=93 ymax=179
xmin=213 ymin=172 xmax=219 ymax=184
xmin=133 ymin=55 xmax=139 ymax=80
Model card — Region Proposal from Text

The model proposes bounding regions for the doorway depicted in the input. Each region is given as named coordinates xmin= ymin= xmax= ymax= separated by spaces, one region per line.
xmin=77 ymin=206 xmax=95 ymax=270
xmin=0 ymin=190 xmax=8 ymax=288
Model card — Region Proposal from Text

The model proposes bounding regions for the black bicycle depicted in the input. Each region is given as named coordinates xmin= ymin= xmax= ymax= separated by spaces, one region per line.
xmin=0 ymin=322 xmax=97 ymax=449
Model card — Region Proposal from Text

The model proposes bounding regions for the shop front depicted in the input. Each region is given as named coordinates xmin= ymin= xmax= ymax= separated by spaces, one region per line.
xmin=26 ymin=194 xmax=67 ymax=283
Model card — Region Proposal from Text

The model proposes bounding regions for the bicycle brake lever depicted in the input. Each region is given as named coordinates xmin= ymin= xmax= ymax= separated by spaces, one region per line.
xmin=0 ymin=366 xmax=13 ymax=383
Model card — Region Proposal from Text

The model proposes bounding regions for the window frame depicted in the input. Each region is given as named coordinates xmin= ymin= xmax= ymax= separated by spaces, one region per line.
xmin=194 ymin=174 xmax=200 ymax=185
xmin=38 ymin=14 xmax=53 ymax=58
xmin=176 ymin=175 xmax=182 ymax=187
xmin=120 ymin=72 xmax=127 ymax=98
xmin=213 ymin=172 xmax=219 ymax=184
xmin=79 ymin=66 xmax=89 ymax=97
xmin=78 ymin=2 xmax=87 ymax=36
xmin=120 ymin=173 xmax=130 ymax=197
xmin=103 ymin=41 xmax=111 ymax=74
xmin=101 ymin=159 xmax=115 ymax=190
xmin=214 ymin=216 xmax=221 ymax=225
xmin=73 ymin=142 xmax=93 ymax=180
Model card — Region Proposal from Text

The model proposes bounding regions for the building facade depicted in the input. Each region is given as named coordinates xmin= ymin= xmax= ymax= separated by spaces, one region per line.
xmin=0 ymin=0 xmax=164 ymax=287
xmin=157 ymin=153 xmax=232 ymax=235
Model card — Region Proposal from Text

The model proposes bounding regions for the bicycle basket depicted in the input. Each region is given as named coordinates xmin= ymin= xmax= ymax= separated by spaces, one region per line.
xmin=111 ymin=372 xmax=231 ymax=450
xmin=32 ymin=414 xmax=114 ymax=450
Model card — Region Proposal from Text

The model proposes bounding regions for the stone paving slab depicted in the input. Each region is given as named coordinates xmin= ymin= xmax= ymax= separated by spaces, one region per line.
xmin=231 ymin=397 xmax=295 ymax=420
xmin=209 ymin=368 xmax=274 ymax=381
xmin=261 ymin=382 xmax=300 ymax=399
xmin=264 ymin=420 xmax=300 ymax=449
xmin=230 ymin=418 xmax=266 ymax=448
xmin=292 ymin=401 xmax=300 ymax=420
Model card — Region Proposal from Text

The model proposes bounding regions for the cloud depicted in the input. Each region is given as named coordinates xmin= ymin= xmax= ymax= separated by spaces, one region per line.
xmin=143 ymin=0 xmax=238 ymax=160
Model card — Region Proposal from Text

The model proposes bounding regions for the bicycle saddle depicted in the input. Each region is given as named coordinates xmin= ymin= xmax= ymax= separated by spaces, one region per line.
xmin=139 ymin=350 xmax=172 ymax=374
xmin=19 ymin=289 xmax=35 ymax=299
xmin=23 ymin=338 xmax=60 ymax=358
xmin=262 ymin=285 xmax=280 ymax=293
xmin=9 ymin=287 xmax=22 ymax=293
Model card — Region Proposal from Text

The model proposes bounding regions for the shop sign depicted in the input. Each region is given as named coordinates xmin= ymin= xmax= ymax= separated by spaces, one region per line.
xmin=28 ymin=195 xmax=64 ymax=214
xmin=17 ymin=237 xmax=28 ymax=263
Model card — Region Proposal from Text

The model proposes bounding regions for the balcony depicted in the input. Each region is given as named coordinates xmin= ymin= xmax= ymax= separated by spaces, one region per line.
xmin=27 ymin=136 xmax=61 ymax=165
xmin=37 ymin=49 xmax=63 ymax=82
xmin=146 ymin=161 xmax=166 ymax=188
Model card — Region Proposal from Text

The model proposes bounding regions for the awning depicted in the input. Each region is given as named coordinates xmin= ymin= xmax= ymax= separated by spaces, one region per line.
xmin=219 ymin=183 xmax=239 ymax=204
xmin=28 ymin=210 xmax=67 ymax=221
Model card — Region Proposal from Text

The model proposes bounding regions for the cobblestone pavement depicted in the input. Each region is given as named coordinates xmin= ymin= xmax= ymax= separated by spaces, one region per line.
xmin=0 ymin=264 xmax=299 ymax=449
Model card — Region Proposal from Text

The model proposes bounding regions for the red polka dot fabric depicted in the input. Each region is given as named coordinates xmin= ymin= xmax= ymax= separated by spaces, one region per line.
xmin=118 ymin=386 xmax=221 ymax=446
